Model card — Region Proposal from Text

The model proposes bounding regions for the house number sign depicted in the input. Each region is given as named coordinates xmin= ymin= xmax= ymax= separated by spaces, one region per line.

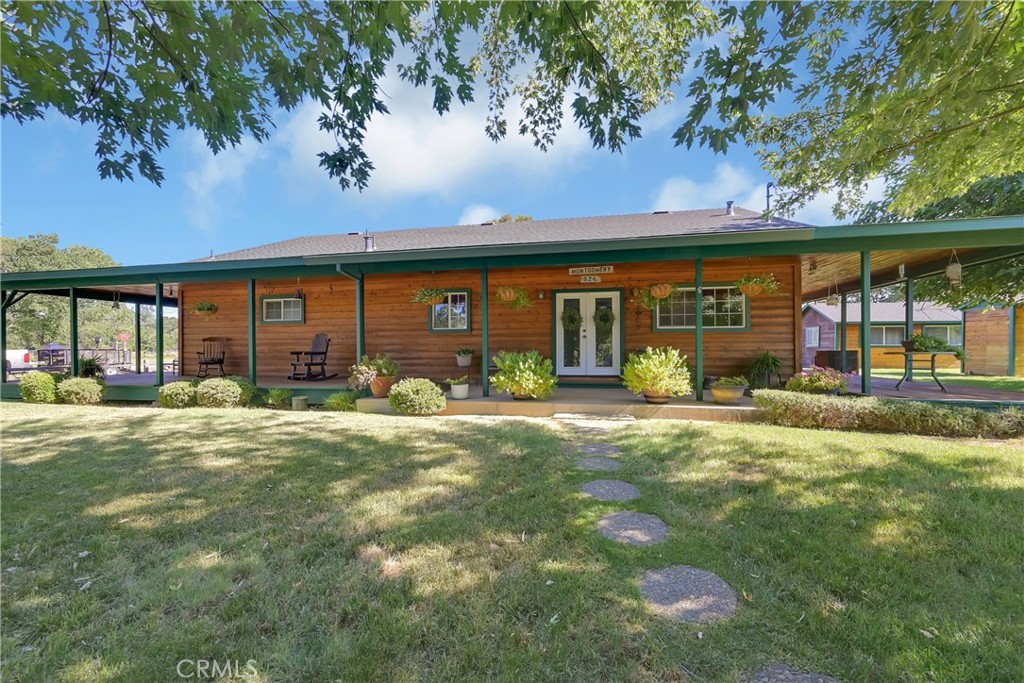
xmin=569 ymin=266 xmax=614 ymax=275
xmin=580 ymin=275 xmax=602 ymax=283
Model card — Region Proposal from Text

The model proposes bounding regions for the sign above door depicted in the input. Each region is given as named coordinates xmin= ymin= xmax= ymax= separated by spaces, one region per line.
xmin=569 ymin=266 xmax=614 ymax=275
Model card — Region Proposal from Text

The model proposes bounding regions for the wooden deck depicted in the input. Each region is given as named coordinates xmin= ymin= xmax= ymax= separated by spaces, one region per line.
xmin=847 ymin=375 xmax=1023 ymax=404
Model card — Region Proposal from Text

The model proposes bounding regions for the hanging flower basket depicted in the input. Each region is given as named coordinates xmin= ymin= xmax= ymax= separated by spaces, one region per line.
xmin=735 ymin=273 xmax=780 ymax=297
xmin=496 ymin=286 xmax=518 ymax=302
xmin=738 ymin=283 xmax=764 ymax=297
xmin=189 ymin=302 xmax=218 ymax=316
xmin=649 ymin=283 xmax=674 ymax=299
xmin=411 ymin=288 xmax=448 ymax=305
xmin=561 ymin=307 xmax=583 ymax=331
xmin=825 ymin=293 xmax=840 ymax=306
xmin=495 ymin=286 xmax=533 ymax=310
xmin=593 ymin=307 xmax=616 ymax=331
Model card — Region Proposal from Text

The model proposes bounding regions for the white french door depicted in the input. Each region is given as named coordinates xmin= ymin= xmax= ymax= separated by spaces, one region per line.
xmin=555 ymin=292 xmax=621 ymax=376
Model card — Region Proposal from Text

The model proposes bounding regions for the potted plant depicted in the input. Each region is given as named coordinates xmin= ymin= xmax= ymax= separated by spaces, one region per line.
xmin=446 ymin=375 xmax=470 ymax=400
xmin=735 ymin=273 xmax=780 ymax=297
xmin=649 ymin=283 xmax=674 ymax=300
xmin=491 ymin=350 xmax=557 ymax=400
xmin=189 ymin=301 xmax=218 ymax=316
xmin=411 ymin=288 xmax=448 ymax=305
xmin=455 ymin=348 xmax=475 ymax=367
xmin=348 ymin=353 xmax=401 ymax=398
xmin=746 ymin=350 xmax=783 ymax=389
xmin=495 ymin=286 xmax=533 ymax=310
xmin=621 ymin=346 xmax=692 ymax=404
xmin=784 ymin=366 xmax=849 ymax=395
xmin=710 ymin=376 xmax=748 ymax=405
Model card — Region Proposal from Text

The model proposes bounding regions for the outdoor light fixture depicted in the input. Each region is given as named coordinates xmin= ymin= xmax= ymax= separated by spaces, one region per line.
xmin=808 ymin=261 xmax=818 ymax=272
xmin=898 ymin=263 xmax=906 ymax=278
xmin=111 ymin=291 xmax=121 ymax=310
xmin=945 ymin=250 xmax=962 ymax=289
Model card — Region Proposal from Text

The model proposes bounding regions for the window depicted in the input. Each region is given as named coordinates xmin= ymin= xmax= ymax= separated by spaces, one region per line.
xmin=923 ymin=325 xmax=963 ymax=346
xmin=429 ymin=290 xmax=470 ymax=332
xmin=262 ymin=296 xmax=304 ymax=323
xmin=656 ymin=286 xmax=746 ymax=330
xmin=804 ymin=326 xmax=820 ymax=347
xmin=869 ymin=325 xmax=904 ymax=346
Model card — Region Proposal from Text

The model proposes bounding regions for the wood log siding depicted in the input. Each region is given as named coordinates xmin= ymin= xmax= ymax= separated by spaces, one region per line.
xmin=182 ymin=257 xmax=802 ymax=383
xmin=964 ymin=308 xmax=1012 ymax=376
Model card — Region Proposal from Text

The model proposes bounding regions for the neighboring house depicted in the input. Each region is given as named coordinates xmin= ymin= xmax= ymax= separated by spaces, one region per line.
xmin=802 ymin=301 xmax=963 ymax=370
xmin=964 ymin=305 xmax=1022 ymax=376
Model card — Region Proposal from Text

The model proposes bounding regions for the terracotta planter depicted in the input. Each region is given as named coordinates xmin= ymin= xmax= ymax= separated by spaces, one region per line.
xmin=193 ymin=309 xmax=217 ymax=317
xmin=649 ymin=283 xmax=673 ymax=299
xmin=711 ymin=385 xmax=746 ymax=405
xmin=456 ymin=354 xmax=473 ymax=367
xmin=738 ymin=283 xmax=763 ymax=297
xmin=496 ymin=286 xmax=518 ymax=303
xmin=426 ymin=296 xmax=445 ymax=305
xmin=450 ymin=383 xmax=470 ymax=400
xmin=642 ymin=390 xmax=671 ymax=404
xmin=369 ymin=376 xmax=397 ymax=398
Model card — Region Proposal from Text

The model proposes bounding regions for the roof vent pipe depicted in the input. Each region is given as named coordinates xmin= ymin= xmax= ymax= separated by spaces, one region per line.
xmin=726 ymin=200 xmax=735 ymax=216
xmin=363 ymin=233 xmax=376 ymax=252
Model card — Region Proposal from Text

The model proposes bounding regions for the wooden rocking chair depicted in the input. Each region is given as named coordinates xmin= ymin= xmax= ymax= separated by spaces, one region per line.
xmin=289 ymin=333 xmax=338 ymax=381
xmin=196 ymin=337 xmax=226 ymax=378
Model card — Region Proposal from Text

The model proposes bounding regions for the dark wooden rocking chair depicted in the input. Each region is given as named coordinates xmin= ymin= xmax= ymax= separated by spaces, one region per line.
xmin=196 ymin=337 xmax=227 ymax=378
xmin=289 ymin=333 xmax=338 ymax=381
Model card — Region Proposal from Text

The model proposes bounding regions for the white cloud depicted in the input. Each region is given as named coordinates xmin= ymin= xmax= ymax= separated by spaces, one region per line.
xmin=275 ymin=73 xmax=593 ymax=202
xmin=182 ymin=134 xmax=265 ymax=230
xmin=458 ymin=204 xmax=501 ymax=225
xmin=650 ymin=162 xmax=886 ymax=225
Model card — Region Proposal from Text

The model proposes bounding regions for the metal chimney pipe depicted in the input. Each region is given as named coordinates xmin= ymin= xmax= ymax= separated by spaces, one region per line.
xmin=363 ymin=234 xmax=376 ymax=252
xmin=726 ymin=200 xmax=735 ymax=216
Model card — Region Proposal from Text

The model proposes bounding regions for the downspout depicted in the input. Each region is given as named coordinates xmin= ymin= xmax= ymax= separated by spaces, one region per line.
xmin=336 ymin=265 xmax=365 ymax=362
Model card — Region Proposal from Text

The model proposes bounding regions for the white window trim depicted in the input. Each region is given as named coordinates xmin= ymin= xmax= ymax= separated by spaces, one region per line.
xmin=805 ymin=326 xmax=821 ymax=347
xmin=655 ymin=286 xmax=747 ymax=330
xmin=869 ymin=325 xmax=905 ymax=346
xmin=262 ymin=296 xmax=304 ymax=323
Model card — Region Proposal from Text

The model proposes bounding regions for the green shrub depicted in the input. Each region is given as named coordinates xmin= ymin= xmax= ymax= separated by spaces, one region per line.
xmin=621 ymin=346 xmax=691 ymax=397
xmin=19 ymin=370 xmax=58 ymax=404
xmin=785 ymin=366 xmax=849 ymax=393
xmin=159 ymin=381 xmax=198 ymax=409
xmin=224 ymin=375 xmax=260 ymax=406
xmin=77 ymin=356 xmax=105 ymax=378
xmin=491 ymin=350 xmax=558 ymax=400
xmin=713 ymin=376 xmax=749 ymax=387
xmin=753 ymin=390 xmax=1024 ymax=438
xmin=195 ymin=378 xmax=243 ymax=408
xmin=388 ymin=378 xmax=447 ymax=415
xmin=56 ymin=377 xmax=104 ymax=405
xmin=324 ymin=391 xmax=358 ymax=412
xmin=264 ymin=387 xmax=294 ymax=408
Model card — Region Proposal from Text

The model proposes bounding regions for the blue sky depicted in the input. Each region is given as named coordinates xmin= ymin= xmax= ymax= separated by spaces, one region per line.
xmin=2 ymin=71 xmax=864 ymax=267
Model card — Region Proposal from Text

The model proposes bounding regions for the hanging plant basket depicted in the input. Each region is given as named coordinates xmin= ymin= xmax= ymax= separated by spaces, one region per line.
xmin=411 ymin=288 xmax=448 ymax=305
xmin=738 ymin=283 xmax=764 ymax=297
xmin=189 ymin=302 xmax=218 ymax=316
xmin=649 ymin=283 xmax=674 ymax=299
xmin=825 ymin=293 xmax=840 ymax=306
xmin=593 ymin=307 xmax=616 ymax=331
xmin=495 ymin=286 xmax=533 ymax=310
xmin=561 ymin=307 xmax=583 ymax=331
xmin=735 ymin=273 xmax=780 ymax=297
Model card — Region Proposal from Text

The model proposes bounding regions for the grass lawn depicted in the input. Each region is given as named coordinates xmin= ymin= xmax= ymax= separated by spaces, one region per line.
xmin=870 ymin=368 xmax=1024 ymax=393
xmin=2 ymin=403 xmax=1023 ymax=682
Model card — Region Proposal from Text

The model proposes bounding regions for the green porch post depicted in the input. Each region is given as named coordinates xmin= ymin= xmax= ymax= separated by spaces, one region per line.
xmin=1 ymin=294 xmax=8 ymax=384
xmin=839 ymin=293 xmax=848 ymax=372
xmin=155 ymin=284 xmax=164 ymax=386
xmin=1008 ymin=305 xmax=1017 ymax=376
xmin=134 ymin=304 xmax=142 ymax=374
xmin=481 ymin=266 xmax=489 ymax=397
xmin=70 ymin=288 xmax=80 ymax=377
xmin=355 ymin=275 xmax=365 ymax=361
xmin=860 ymin=252 xmax=872 ymax=395
xmin=248 ymin=279 xmax=257 ymax=384
xmin=694 ymin=257 xmax=705 ymax=401
xmin=904 ymin=277 xmax=914 ymax=381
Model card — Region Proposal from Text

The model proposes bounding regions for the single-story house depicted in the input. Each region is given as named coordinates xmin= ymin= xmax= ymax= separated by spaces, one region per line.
xmin=802 ymin=301 xmax=963 ymax=370
xmin=2 ymin=207 xmax=1022 ymax=404
xmin=964 ymin=305 xmax=1022 ymax=376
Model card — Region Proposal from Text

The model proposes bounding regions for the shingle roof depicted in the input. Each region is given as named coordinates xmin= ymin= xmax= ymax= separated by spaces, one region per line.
xmin=198 ymin=207 xmax=808 ymax=262
xmin=806 ymin=301 xmax=961 ymax=323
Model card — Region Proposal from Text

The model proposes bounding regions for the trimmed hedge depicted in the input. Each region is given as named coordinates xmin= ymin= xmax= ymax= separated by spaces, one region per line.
xmin=56 ymin=378 xmax=104 ymax=405
xmin=196 ymin=378 xmax=243 ymax=408
xmin=225 ymin=376 xmax=260 ymax=406
xmin=388 ymin=378 xmax=446 ymax=416
xmin=159 ymin=381 xmax=198 ymax=409
xmin=19 ymin=371 xmax=58 ymax=404
xmin=753 ymin=389 xmax=1024 ymax=439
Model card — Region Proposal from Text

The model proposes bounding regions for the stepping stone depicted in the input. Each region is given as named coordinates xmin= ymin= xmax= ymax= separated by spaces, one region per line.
xmin=581 ymin=480 xmax=641 ymax=501
xmin=640 ymin=565 xmax=737 ymax=623
xmin=743 ymin=664 xmax=839 ymax=683
xmin=598 ymin=511 xmax=668 ymax=545
xmin=579 ymin=443 xmax=622 ymax=455
xmin=576 ymin=457 xmax=622 ymax=472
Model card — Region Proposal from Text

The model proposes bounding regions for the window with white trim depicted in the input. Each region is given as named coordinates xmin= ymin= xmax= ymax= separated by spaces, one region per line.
xmin=262 ymin=296 xmax=303 ymax=323
xmin=804 ymin=326 xmax=820 ymax=347
xmin=923 ymin=325 xmax=963 ymax=346
xmin=656 ymin=286 xmax=746 ymax=329
xmin=869 ymin=325 xmax=904 ymax=345
xmin=430 ymin=291 xmax=470 ymax=332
